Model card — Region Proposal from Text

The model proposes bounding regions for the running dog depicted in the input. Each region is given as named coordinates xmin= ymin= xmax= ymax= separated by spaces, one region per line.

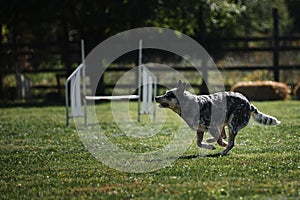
xmin=155 ymin=80 xmax=281 ymax=156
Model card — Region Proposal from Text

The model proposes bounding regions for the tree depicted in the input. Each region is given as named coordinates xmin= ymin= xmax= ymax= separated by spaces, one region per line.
xmin=237 ymin=0 xmax=291 ymax=35
xmin=286 ymin=0 xmax=300 ymax=33
xmin=147 ymin=0 xmax=246 ymax=38
xmin=0 ymin=0 xmax=295 ymax=66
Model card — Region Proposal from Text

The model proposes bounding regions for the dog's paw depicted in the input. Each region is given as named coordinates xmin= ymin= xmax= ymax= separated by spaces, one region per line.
xmin=206 ymin=137 xmax=217 ymax=143
xmin=209 ymin=144 xmax=216 ymax=150
xmin=200 ymin=143 xmax=216 ymax=150
xmin=220 ymin=151 xmax=229 ymax=156
xmin=197 ymin=141 xmax=202 ymax=148
xmin=221 ymin=140 xmax=228 ymax=147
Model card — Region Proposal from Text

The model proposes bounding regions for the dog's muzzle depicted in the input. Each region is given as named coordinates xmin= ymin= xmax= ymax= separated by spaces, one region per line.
xmin=155 ymin=96 xmax=169 ymax=108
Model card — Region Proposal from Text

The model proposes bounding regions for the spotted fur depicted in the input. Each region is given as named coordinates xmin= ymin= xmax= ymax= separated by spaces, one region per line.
xmin=155 ymin=80 xmax=281 ymax=156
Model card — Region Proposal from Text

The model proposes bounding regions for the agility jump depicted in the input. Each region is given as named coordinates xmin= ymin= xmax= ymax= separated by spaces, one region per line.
xmin=65 ymin=40 xmax=157 ymax=126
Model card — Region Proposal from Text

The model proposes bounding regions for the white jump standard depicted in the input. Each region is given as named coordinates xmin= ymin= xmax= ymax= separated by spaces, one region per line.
xmin=65 ymin=40 xmax=157 ymax=126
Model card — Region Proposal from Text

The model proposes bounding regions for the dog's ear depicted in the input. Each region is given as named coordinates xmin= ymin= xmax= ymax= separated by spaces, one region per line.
xmin=177 ymin=80 xmax=182 ymax=88
xmin=177 ymin=81 xmax=186 ymax=94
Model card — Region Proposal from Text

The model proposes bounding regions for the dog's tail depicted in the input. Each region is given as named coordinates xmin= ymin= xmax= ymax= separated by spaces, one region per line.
xmin=250 ymin=105 xmax=281 ymax=126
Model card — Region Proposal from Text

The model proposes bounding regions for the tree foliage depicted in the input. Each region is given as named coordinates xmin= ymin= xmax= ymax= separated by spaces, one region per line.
xmin=0 ymin=0 xmax=296 ymax=44
xmin=0 ymin=0 xmax=298 ymax=71
xmin=238 ymin=0 xmax=292 ymax=35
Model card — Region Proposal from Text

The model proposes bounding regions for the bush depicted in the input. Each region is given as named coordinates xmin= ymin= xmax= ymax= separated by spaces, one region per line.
xmin=231 ymin=81 xmax=289 ymax=101
xmin=294 ymin=82 xmax=300 ymax=100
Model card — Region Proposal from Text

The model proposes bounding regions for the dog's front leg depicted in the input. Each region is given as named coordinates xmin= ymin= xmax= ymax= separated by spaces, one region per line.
xmin=196 ymin=131 xmax=204 ymax=147
xmin=197 ymin=131 xmax=216 ymax=150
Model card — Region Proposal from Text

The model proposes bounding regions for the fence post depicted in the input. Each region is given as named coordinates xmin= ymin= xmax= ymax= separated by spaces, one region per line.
xmin=199 ymin=4 xmax=209 ymax=94
xmin=0 ymin=24 xmax=3 ymax=99
xmin=273 ymin=8 xmax=280 ymax=82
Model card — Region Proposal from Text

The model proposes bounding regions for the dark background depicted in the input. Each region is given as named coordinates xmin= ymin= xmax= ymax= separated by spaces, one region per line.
xmin=1 ymin=0 xmax=300 ymax=101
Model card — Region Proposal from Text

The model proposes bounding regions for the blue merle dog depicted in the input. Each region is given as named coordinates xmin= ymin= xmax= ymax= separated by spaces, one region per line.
xmin=155 ymin=80 xmax=281 ymax=156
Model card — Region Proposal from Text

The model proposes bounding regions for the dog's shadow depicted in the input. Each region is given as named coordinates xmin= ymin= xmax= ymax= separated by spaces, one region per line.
xmin=179 ymin=152 xmax=228 ymax=159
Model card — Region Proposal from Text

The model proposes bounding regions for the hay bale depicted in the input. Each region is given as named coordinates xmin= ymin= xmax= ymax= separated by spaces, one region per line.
xmin=231 ymin=81 xmax=289 ymax=101
xmin=294 ymin=82 xmax=300 ymax=100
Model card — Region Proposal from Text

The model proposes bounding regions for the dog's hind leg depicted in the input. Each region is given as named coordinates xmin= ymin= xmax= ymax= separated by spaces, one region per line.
xmin=221 ymin=124 xmax=237 ymax=155
xmin=220 ymin=126 xmax=227 ymax=139
xmin=197 ymin=131 xmax=216 ymax=150
xmin=206 ymin=126 xmax=227 ymax=147
xmin=206 ymin=127 xmax=220 ymax=143
xmin=221 ymin=113 xmax=249 ymax=155
xmin=217 ymin=126 xmax=228 ymax=147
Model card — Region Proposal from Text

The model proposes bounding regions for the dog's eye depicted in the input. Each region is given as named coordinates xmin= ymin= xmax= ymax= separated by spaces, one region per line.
xmin=166 ymin=91 xmax=176 ymax=98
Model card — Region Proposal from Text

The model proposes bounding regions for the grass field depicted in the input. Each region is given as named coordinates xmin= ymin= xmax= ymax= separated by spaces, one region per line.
xmin=0 ymin=101 xmax=299 ymax=199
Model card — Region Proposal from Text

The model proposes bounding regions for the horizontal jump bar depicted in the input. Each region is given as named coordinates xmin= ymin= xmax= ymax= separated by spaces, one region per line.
xmin=85 ymin=95 xmax=139 ymax=100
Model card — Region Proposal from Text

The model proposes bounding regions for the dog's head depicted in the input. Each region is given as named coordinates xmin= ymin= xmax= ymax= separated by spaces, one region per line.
xmin=155 ymin=80 xmax=186 ymax=114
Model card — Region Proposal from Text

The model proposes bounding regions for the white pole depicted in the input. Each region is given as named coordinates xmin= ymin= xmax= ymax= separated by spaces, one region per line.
xmin=142 ymin=67 xmax=147 ymax=114
xmin=65 ymin=77 xmax=69 ymax=126
xmin=148 ymin=75 xmax=152 ymax=114
xmin=137 ymin=40 xmax=142 ymax=122
xmin=81 ymin=40 xmax=87 ymax=126
xmin=153 ymin=77 xmax=157 ymax=121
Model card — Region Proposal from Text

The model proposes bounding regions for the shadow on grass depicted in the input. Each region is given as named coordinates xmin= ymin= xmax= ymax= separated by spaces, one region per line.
xmin=179 ymin=154 xmax=199 ymax=159
xmin=179 ymin=152 xmax=228 ymax=159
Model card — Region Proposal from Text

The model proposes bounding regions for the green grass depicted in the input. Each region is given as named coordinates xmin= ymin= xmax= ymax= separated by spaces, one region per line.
xmin=0 ymin=101 xmax=299 ymax=199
